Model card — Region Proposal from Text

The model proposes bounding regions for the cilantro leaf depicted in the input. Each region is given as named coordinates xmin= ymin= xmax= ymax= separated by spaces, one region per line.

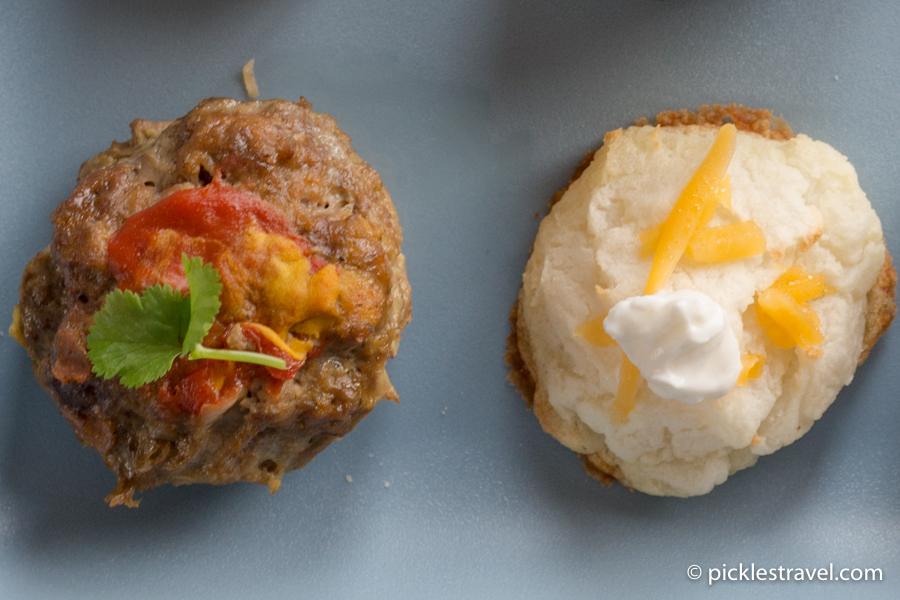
xmin=87 ymin=254 xmax=288 ymax=388
xmin=87 ymin=285 xmax=188 ymax=388
xmin=181 ymin=254 xmax=222 ymax=354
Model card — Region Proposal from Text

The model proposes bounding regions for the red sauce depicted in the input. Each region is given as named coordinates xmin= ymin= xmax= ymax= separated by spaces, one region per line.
xmin=107 ymin=178 xmax=320 ymax=416
xmin=159 ymin=359 xmax=247 ymax=416
xmin=108 ymin=178 xmax=310 ymax=294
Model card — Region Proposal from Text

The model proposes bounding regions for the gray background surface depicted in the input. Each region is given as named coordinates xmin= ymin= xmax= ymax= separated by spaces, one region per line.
xmin=0 ymin=0 xmax=897 ymax=598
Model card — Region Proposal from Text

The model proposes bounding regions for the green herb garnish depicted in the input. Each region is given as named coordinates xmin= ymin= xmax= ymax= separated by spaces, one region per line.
xmin=87 ymin=254 xmax=287 ymax=388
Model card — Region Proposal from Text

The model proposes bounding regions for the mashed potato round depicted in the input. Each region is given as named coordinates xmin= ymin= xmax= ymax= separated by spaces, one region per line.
xmin=511 ymin=109 xmax=895 ymax=497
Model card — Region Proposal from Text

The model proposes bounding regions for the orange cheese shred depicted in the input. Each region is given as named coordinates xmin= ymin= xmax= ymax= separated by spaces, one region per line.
xmin=756 ymin=287 xmax=825 ymax=352
xmin=736 ymin=353 xmax=765 ymax=386
xmin=573 ymin=314 xmax=616 ymax=347
xmin=610 ymin=356 xmax=642 ymax=426
xmin=638 ymin=173 xmax=732 ymax=258
xmin=645 ymin=124 xmax=736 ymax=295
xmin=755 ymin=266 xmax=828 ymax=355
xmin=685 ymin=220 xmax=766 ymax=263
xmin=715 ymin=174 xmax=732 ymax=210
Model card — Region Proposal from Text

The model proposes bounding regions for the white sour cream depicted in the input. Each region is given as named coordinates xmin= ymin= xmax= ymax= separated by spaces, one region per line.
xmin=603 ymin=290 xmax=742 ymax=404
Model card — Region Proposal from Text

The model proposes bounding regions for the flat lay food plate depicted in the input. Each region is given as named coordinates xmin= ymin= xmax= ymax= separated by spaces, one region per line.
xmin=0 ymin=1 xmax=897 ymax=598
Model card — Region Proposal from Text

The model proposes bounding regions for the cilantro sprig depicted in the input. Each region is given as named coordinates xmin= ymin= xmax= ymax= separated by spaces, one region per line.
xmin=87 ymin=254 xmax=287 ymax=388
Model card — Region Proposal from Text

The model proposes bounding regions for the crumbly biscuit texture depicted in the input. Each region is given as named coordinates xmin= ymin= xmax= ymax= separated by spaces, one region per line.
xmin=518 ymin=124 xmax=889 ymax=496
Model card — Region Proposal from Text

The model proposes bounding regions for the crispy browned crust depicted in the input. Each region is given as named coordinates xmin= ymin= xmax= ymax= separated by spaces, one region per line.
xmin=644 ymin=104 xmax=794 ymax=141
xmin=548 ymin=151 xmax=596 ymax=209
xmin=504 ymin=301 xmax=535 ymax=409
xmin=506 ymin=104 xmax=896 ymax=487
xmin=579 ymin=454 xmax=621 ymax=487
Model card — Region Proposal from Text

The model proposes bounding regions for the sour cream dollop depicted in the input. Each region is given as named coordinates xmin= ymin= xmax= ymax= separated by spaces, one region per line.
xmin=603 ymin=290 xmax=742 ymax=404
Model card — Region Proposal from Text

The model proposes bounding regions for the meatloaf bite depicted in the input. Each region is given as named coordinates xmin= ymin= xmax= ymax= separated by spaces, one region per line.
xmin=13 ymin=98 xmax=411 ymax=506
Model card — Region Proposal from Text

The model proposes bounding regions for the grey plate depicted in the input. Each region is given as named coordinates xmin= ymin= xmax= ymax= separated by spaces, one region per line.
xmin=1 ymin=1 xmax=897 ymax=598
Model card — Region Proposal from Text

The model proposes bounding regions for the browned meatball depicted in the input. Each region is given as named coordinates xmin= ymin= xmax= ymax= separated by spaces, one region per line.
xmin=15 ymin=98 xmax=411 ymax=507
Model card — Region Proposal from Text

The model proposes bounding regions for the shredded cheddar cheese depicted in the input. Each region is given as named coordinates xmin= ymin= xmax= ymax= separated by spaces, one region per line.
xmin=573 ymin=313 xmax=616 ymax=347
xmin=644 ymin=124 xmax=737 ymax=295
xmin=736 ymin=353 xmax=765 ymax=386
xmin=685 ymin=221 xmax=766 ymax=263
xmin=755 ymin=266 xmax=828 ymax=356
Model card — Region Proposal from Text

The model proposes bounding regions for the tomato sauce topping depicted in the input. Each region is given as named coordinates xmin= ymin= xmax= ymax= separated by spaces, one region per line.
xmin=107 ymin=177 xmax=341 ymax=416
xmin=108 ymin=178 xmax=310 ymax=293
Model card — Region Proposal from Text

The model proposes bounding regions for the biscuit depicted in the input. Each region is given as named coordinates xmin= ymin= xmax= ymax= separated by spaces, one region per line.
xmin=508 ymin=106 xmax=895 ymax=497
